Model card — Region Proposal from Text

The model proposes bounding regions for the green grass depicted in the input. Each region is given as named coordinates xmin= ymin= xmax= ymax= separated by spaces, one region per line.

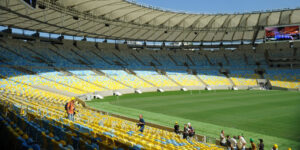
xmin=86 ymin=90 xmax=300 ymax=150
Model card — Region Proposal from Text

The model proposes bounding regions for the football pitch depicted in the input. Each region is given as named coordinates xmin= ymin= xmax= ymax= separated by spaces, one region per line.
xmin=86 ymin=90 xmax=300 ymax=149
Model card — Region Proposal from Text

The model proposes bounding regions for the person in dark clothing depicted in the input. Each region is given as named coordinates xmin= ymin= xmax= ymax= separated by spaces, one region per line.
xmin=188 ymin=122 xmax=195 ymax=138
xmin=137 ymin=114 xmax=145 ymax=132
xmin=174 ymin=122 xmax=180 ymax=134
xmin=250 ymin=138 xmax=257 ymax=150
xmin=258 ymin=139 xmax=264 ymax=150
xmin=183 ymin=124 xmax=188 ymax=139
xmin=226 ymin=135 xmax=231 ymax=150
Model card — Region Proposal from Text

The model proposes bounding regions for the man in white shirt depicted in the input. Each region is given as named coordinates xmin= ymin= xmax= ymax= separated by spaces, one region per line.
xmin=220 ymin=130 xmax=226 ymax=146
xmin=238 ymin=135 xmax=247 ymax=150
xmin=230 ymin=136 xmax=238 ymax=150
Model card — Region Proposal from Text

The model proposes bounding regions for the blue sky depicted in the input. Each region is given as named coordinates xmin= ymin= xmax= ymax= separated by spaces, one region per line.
xmin=133 ymin=0 xmax=300 ymax=14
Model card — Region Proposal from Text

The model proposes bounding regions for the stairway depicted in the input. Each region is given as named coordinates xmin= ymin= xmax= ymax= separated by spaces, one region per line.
xmin=225 ymin=74 xmax=236 ymax=87
xmin=63 ymin=69 xmax=110 ymax=90
xmin=168 ymin=54 xmax=179 ymax=66
xmin=157 ymin=69 xmax=182 ymax=87
xmin=194 ymin=75 xmax=208 ymax=87
xmin=96 ymin=69 xmax=133 ymax=89
xmin=131 ymin=53 xmax=146 ymax=66
xmin=133 ymin=73 xmax=157 ymax=87
xmin=186 ymin=54 xmax=196 ymax=66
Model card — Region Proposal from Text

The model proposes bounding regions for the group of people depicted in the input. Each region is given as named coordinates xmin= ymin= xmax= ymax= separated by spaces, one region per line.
xmin=219 ymin=130 xmax=259 ymax=150
xmin=174 ymin=122 xmax=195 ymax=139
xmin=64 ymin=100 xmax=291 ymax=150
xmin=136 ymin=116 xmax=196 ymax=140
xmin=220 ymin=130 xmax=290 ymax=150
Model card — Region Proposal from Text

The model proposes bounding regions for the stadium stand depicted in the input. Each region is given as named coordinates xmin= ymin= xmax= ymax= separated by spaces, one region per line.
xmin=0 ymin=36 xmax=299 ymax=94
xmin=0 ymin=88 xmax=224 ymax=150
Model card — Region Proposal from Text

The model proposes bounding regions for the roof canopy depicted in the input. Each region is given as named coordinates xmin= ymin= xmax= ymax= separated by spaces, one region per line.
xmin=1 ymin=0 xmax=300 ymax=42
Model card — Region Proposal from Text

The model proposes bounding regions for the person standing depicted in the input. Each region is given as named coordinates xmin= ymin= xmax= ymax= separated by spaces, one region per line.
xmin=226 ymin=135 xmax=232 ymax=150
xmin=230 ymin=136 xmax=238 ymax=150
xmin=183 ymin=124 xmax=188 ymax=139
xmin=258 ymin=139 xmax=264 ymax=150
xmin=250 ymin=138 xmax=257 ymax=150
xmin=238 ymin=136 xmax=247 ymax=150
xmin=67 ymin=99 xmax=75 ymax=121
xmin=187 ymin=122 xmax=195 ymax=138
xmin=174 ymin=122 xmax=180 ymax=134
xmin=137 ymin=114 xmax=145 ymax=132
xmin=220 ymin=130 xmax=226 ymax=146
xmin=272 ymin=144 xmax=278 ymax=150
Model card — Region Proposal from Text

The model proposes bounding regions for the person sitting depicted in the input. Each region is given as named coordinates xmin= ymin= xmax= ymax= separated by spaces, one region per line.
xmin=250 ymin=138 xmax=257 ymax=150
xmin=183 ymin=124 xmax=189 ymax=139
xmin=258 ymin=139 xmax=264 ymax=150
xmin=220 ymin=130 xmax=226 ymax=146
xmin=187 ymin=122 xmax=195 ymax=138
xmin=137 ymin=114 xmax=145 ymax=132
xmin=174 ymin=122 xmax=180 ymax=134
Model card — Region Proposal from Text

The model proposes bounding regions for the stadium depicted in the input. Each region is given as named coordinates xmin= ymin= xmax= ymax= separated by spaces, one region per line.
xmin=0 ymin=0 xmax=300 ymax=150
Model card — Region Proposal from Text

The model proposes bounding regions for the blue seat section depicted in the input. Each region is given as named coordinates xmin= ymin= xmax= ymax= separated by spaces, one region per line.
xmin=230 ymin=70 xmax=256 ymax=79
xmin=0 ymin=67 xmax=23 ymax=77
xmin=3 ymin=36 xmax=293 ymax=71
xmin=0 ymin=36 xmax=281 ymax=70
xmin=265 ymin=69 xmax=300 ymax=81
xmin=0 ymin=46 xmax=41 ymax=66
xmin=0 ymin=106 xmax=105 ymax=150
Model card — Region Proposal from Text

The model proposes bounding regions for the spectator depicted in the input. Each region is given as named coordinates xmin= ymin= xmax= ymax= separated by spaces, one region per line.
xmin=226 ymin=135 xmax=231 ymax=150
xmin=183 ymin=124 xmax=188 ymax=139
xmin=250 ymin=138 xmax=257 ymax=150
xmin=174 ymin=122 xmax=180 ymax=134
xmin=272 ymin=144 xmax=278 ymax=150
xmin=67 ymin=99 xmax=75 ymax=121
xmin=187 ymin=122 xmax=195 ymax=138
xmin=230 ymin=136 xmax=238 ymax=150
xmin=238 ymin=135 xmax=247 ymax=150
xmin=137 ymin=114 xmax=145 ymax=132
xmin=220 ymin=130 xmax=226 ymax=146
xmin=258 ymin=139 xmax=264 ymax=150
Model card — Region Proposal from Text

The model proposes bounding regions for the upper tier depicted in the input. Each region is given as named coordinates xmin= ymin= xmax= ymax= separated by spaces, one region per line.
xmin=1 ymin=0 xmax=300 ymax=41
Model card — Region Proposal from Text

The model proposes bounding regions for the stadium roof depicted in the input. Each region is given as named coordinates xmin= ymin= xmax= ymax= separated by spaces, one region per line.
xmin=1 ymin=0 xmax=300 ymax=42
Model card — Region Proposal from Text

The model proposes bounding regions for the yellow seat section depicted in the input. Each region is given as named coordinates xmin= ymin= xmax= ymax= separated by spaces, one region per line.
xmin=168 ymin=74 xmax=203 ymax=86
xmin=40 ymin=74 xmax=104 ymax=93
xmin=230 ymin=73 xmax=258 ymax=86
xmin=111 ymin=74 xmax=153 ymax=88
xmin=139 ymin=75 xmax=177 ymax=87
xmin=199 ymin=74 xmax=231 ymax=86
xmin=269 ymin=80 xmax=299 ymax=89
xmin=9 ymin=75 xmax=85 ymax=95
xmin=78 ymin=75 xmax=127 ymax=90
